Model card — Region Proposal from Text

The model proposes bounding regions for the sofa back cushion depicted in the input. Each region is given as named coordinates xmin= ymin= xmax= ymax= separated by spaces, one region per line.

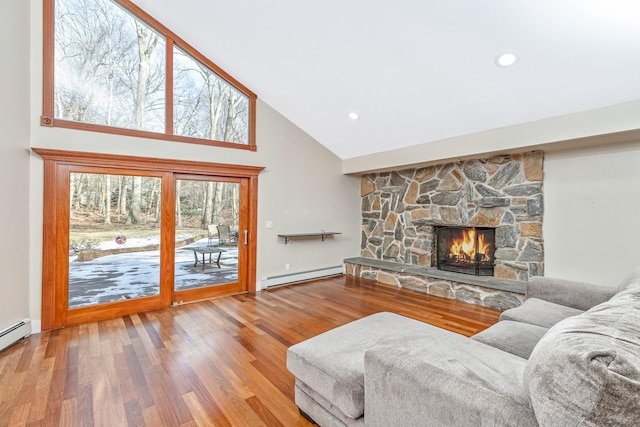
xmin=616 ymin=266 xmax=640 ymax=293
xmin=524 ymin=290 xmax=640 ymax=426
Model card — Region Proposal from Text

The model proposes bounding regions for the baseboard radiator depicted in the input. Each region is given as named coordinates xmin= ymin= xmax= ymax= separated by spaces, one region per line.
xmin=0 ymin=319 xmax=31 ymax=352
xmin=261 ymin=265 xmax=344 ymax=289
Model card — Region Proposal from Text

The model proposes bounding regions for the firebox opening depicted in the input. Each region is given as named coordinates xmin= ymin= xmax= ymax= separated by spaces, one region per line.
xmin=435 ymin=226 xmax=496 ymax=276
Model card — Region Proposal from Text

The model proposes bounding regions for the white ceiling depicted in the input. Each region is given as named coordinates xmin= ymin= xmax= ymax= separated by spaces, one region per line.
xmin=133 ymin=0 xmax=640 ymax=160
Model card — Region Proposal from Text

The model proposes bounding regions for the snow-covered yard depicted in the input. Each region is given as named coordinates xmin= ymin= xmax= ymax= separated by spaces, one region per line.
xmin=68 ymin=237 xmax=238 ymax=308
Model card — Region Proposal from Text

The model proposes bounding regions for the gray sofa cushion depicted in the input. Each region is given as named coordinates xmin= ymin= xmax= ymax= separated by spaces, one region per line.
xmin=524 ymin=292 xmax=640 ymax=426
xmin=286 ymin=312 xmax=457 ymax=419
xmin=616 ymin=265 xmax=640 ymax=293
xmin=527 ymin=276 xmax=616 ymax=310
xmin=500 ymin=297 xmax=584 ymax=328
xmin=365 ymin=342 xmax=537 ymax=427
xmin=294 ymin=381 xmax=363 ymax=427
xmin=471 ymin=321 xmax=549 ymax=359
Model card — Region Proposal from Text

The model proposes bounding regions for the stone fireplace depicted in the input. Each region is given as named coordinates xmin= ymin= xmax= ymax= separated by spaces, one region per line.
xmin=346 ymin=152 xmax=543 ymax=310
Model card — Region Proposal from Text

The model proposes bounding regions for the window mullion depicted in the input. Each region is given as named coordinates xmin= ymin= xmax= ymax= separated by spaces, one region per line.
xmin=41 ymin=0 xmax=55 ymax=126
xmin=166 ymin=38 xmax=174 ymax=136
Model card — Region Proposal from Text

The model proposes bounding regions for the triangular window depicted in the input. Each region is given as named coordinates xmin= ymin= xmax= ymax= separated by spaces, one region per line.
xmin=43 ymin=0 xmax=256 ymax=150
xmin=173 ymin=46 xmax=249 ymax=144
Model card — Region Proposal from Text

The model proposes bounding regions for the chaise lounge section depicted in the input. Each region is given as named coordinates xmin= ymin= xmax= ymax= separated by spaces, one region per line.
xmin=287 ymin=268 xmax=640 ymax=426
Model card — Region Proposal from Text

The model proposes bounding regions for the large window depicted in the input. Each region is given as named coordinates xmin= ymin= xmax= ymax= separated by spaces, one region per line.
xmin=43 ymin=0 xmax=256 ymax=150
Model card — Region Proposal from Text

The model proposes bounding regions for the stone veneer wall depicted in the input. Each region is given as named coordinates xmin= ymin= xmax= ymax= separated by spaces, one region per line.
xmin=360 ymin=151 xmax=544 ymax=281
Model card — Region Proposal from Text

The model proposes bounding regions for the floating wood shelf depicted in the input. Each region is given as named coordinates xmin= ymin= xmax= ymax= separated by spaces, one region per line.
xmin=278 ymin=231 xmax=342 ymax=244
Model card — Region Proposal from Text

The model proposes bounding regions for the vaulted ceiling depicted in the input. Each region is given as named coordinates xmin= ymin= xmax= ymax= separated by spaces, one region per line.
xmin=133 ymin=0 xmax=640 ymax=160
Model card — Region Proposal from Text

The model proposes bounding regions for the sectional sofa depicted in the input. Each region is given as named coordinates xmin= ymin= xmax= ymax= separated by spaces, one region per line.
xmin=287 ymin=268 xmax=640 ymax=426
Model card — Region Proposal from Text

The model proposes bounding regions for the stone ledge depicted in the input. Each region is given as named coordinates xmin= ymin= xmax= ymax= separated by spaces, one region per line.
xmin=344 ymin=257 xmax=526 ymax=295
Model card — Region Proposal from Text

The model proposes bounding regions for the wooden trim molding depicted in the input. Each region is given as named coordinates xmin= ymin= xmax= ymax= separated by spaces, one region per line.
xmin=46 ymin=119 xmax=257 ymax=151
xmin=34 ymin=148 xmax=264 ymax=330
xmin=247 ymin=175 xmax=260 ymax=291
xmin=40 ymin=159 xmax=57 ymax=330
xmin=33 ymin=149 xmax=264 ymax=177
xmin=41 ymin=0 xmax=55 ymax=122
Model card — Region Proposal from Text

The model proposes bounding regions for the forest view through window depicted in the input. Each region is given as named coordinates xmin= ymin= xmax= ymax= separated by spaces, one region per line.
xmin=68 ymin=172 xmax=242 ymax=309
xmin=49 ymin=0 xmax=254 ymax=147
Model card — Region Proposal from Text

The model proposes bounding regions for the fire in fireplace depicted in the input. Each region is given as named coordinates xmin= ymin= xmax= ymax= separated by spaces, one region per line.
xmin=435 ymin=226 xmax=495 ymax=276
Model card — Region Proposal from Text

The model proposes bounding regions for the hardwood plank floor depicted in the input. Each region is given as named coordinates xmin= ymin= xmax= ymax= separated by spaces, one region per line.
xmin=0 ymin=275 xmax=500 ymax=426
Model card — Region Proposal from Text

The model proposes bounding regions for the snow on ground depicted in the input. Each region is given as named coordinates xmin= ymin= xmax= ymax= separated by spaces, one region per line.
xmin=69 ymin=238 xmax=238 ymax=308
xmin=94 ymin=233 xmax=197 ymax=250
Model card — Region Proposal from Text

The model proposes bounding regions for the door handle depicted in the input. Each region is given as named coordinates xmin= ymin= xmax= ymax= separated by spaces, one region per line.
xmin=244 ymin=230 xmax=248 ymax=245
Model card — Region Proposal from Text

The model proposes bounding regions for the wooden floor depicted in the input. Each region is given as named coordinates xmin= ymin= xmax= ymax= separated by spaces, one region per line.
xmin=0 ymin=275 xmax=500 ymax=426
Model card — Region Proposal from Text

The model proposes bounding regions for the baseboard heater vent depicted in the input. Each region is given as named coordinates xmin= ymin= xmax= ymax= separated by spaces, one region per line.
xmin=262 ymin=265 xmax=344 ymax=289
xmin=0 ymin=319 xmax=31 ymax=352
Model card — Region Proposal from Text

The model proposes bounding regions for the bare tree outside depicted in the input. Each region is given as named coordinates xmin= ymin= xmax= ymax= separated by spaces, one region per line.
xmin=104 ymin=175 xmax=111 ymax=224
xmin=126 ymin=176 xmax=143 ymax=224
xmin=70 ymin=173 xmax=161 ymax=231
xmin=173 ymin=47 xmax=249 ymax=144
xmin=54 ymin=0 xmax=249 ymax=145
xmin=176 ymin=180 xmax=182 ymax=227
xmin=116 ymin=175 xmax=128 ymax=220
xmin=55 ymin=0 xmax=165 ymax=131
xmin=202 ymin=181 xmax=215 ymax=227
xmin=173 ymin=180 xmax=238 ymax=229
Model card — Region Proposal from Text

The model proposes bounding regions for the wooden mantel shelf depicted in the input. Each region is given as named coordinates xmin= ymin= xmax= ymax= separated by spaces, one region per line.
xmin=278 ymin=231 xmax=341 ymax=244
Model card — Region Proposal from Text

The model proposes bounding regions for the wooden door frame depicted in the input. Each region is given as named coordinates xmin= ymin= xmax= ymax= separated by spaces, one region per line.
xmin=34 ymin=148 xmax=264 ymax=331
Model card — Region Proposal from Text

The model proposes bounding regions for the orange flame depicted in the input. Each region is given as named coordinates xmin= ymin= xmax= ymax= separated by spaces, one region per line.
xmin=449 ymin=229 xmax=490 ymax=262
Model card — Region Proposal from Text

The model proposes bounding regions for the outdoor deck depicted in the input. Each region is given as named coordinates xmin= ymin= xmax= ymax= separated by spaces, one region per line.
xmin=68 ymin=238 xmax=238 ymax=308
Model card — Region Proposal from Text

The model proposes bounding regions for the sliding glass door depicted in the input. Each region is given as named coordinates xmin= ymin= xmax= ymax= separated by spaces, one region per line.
xmin=37 ymin=149 xmax=261 ymax=330
xmin=173 ymin=175 xmax=248 ymax=302
xmin=64 ymin=167 xmax=169 ymax=325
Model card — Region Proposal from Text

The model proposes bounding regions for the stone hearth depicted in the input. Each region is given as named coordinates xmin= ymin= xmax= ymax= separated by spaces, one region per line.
xmin=345 ymin=257 xmax=525 ymax=310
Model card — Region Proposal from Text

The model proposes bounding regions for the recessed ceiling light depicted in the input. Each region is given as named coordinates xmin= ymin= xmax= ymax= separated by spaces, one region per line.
xmin=495 ymin=51 xmax=519 ymax=68
xmin=348 ymin=112 xmax=360 ymax=120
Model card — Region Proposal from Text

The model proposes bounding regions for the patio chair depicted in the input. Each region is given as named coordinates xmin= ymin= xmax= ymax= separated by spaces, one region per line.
xmin=216 ymin=224 xmax=237 ymax=246
xmin=207 ymin=224 xmax=217 ymax=246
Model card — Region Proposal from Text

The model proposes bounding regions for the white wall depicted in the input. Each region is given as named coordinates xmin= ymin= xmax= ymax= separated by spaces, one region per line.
xmin=26 ymin=0 xmax=361 ymax=330
xmin=255 ymin=104 xmax=360 ymax=281
xmin=343 ymin=100 xmax=640 ymax=174
xmin=0 ymin=0 xmax=31 ymax=330
xmin=544 ymin=141 xmax=640 ymax=287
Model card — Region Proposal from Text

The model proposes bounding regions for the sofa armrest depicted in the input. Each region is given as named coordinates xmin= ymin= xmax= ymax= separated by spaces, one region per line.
xmin=526 ymin=276 xmax=616 ymax=310
xmin=364 ymin=342 xmax=538 ymax=427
